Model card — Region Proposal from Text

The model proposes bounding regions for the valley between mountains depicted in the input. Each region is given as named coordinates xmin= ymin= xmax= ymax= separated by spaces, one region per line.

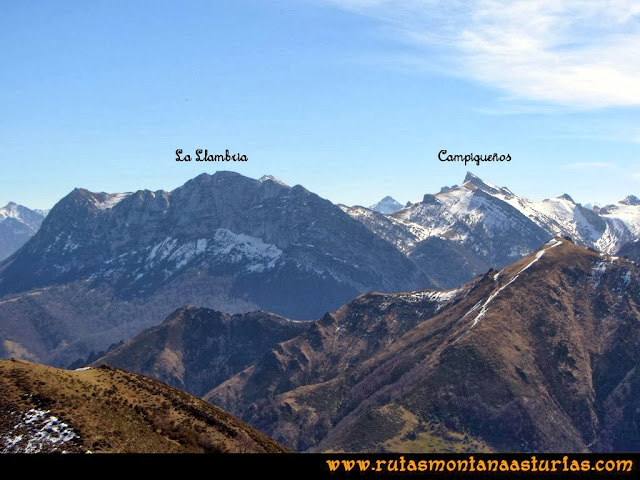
xmin=2 ymin=171 xmax=640 ymax=453
xmin=96 ymin=238 xmax=640 ymax=452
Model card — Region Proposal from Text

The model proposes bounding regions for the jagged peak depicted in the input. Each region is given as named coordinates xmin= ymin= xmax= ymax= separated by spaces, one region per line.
xmin=464 ymin=171 xmax=481 ymax=183
xmin=259 ymin=175 xmax=289 ymax=187
xmin=62 ymin=188 xmax=132 ymax=211
xmin=461 ymin=172 xmax=502 ymax=196
xmin=558 ymin=193 xmax=575 ymax=203
xmin=619 ymin=195 xmax=640 ymax=206
xmin=370 ymin=196 xmax=403 ymax=214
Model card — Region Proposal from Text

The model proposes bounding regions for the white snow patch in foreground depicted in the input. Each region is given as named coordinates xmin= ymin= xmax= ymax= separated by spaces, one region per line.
xmin=1 ymin=409 xmax=78 ymax=453
xmin=74 ymin=366 xmax=92 ymax=371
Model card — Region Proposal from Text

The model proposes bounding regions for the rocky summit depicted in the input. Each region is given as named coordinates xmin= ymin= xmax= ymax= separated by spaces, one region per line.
xmin=0 ymin=172 xmax=428 ymax=366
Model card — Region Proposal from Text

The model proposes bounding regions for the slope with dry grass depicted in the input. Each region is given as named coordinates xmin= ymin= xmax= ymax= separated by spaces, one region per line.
xmin=0 ymin=359 xmax=287 ymax=453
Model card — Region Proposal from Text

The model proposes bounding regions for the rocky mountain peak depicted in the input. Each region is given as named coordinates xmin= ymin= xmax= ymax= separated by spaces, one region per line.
xmin=461 ymin=172 xmax=502 ymax=196
xmin=619 ymin=195 xmax=640 ymax=206
xmin=369 ymin=196 xmax=403 ymax=214
xmin=259 ymin=175 xmax=289 ymax=187
xmin=558 ymin=193 xmax=575 ymax=203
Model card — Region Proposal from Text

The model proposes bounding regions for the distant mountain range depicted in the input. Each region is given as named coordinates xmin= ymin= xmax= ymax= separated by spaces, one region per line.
xmin=0 ymin=202 xmax=48 ymax=261
xmin=342 ymin=172 xmax=640 ymax=287
xmin=0 ymin=359 xmax=286 ymax=453
xmin=3 ymin=171 xmax=640 ymax=453
xmin=2 ymin=171 xmax=640 ymax=368
xmin=0 ymin=172 xmax=427 ymax=365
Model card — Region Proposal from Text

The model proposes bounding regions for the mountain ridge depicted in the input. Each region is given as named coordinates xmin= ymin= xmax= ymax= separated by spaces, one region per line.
xmin=0 ymin=171 xmax=429 ymax=366
xmin=199 ymin=238 xmax=640 ymax=452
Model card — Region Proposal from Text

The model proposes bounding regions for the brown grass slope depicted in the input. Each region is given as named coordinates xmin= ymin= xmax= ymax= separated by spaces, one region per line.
xmin=93 ymin=306 xmax=309 ymax=396
xmin=0 ymin=359 xmax=287 ymax=453
xmin=207 ymin=238 xmax=640 ymax=453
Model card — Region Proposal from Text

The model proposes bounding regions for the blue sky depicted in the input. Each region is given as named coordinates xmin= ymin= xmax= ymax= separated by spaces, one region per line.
xmin=1 ymin=0 xmax=639 ymax=210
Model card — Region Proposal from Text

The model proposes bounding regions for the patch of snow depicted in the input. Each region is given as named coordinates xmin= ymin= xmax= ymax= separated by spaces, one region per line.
xmin=74 ymin=366 xmax=92 ymax=371
xmin=140 ymin=230 xmax=282 ymax=279
xmin=1 ymin=409 xmax=78 ymax=453
xmin=93 ymin=193 xmax=131 ymax=210
xmin=466 ymin=241 xmax=560 ymax=329
xmin=212 ymin=229 xmax=282 ymax=272
xmin=196 ymin=238 xmax=207 ymax=255
xmin=258 ymin=175 xmax=289 ymax=187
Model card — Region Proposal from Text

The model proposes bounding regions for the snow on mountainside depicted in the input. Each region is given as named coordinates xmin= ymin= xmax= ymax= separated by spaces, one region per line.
xmin=0 ymin=202 xmax=47 ymax=261
xmin=460 ymin=173 xmax=640 ymax=253
xmin=258 ymin=175 xmax=289 ymax=188
xmin=342 ymin=172 xmax=640 ymax=288
xmin=369 ymin=196 xmax=403 ymax=214
xmin=0 ymin=172 xmax=429 ymax=365
xmin=392 ymin=172 xmax=640 ymax=255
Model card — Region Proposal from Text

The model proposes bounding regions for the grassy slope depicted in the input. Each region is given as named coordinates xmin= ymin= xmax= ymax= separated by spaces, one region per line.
xmin=0 ymin=359 xmax=287 ymax=453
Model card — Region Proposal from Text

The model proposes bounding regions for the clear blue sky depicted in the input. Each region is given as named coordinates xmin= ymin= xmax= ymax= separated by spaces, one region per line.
xmin=2 ymin=0 xmax=639 ymax=210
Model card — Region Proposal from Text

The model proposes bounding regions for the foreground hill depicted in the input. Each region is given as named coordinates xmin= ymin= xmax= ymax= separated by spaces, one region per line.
xmin=0 ymin=359 xmax=287 ymax=453
xmin=204 ymin=239 xmax=640 ymax=452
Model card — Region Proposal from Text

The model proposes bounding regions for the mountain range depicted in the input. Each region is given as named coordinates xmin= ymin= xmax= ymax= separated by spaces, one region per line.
xmin=3 ymin=170 xmax=640 ymax=453
xmin=0 ymin=203 xmax=47 ymax=262
xmin=2 ymin=171 xmax=640 ymax=368
xmin=0 ymin=172 xmax=428 ymax=366
xmin=96 ymin=238 xmax=640 ymax=452
xmin=342 ymin=172 xmax=640 ymax=288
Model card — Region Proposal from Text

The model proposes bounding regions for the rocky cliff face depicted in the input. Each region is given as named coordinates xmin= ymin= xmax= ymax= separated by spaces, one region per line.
xmin=0 ymin=172 xmax=429 ymax=365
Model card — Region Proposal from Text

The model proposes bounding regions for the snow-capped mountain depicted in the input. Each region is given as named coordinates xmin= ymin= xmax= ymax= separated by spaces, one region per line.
xmin=342 ymin=173 xmax=551 ymax=287
xmin=460 ymin=173 xmax=640 ymax=253
xmin=342 ymin=172 xmax=640 ymax=287
xmin=0 ymin=172 xmax=429 ymax=365
xmin=0 ymin=202 xmax=47 ymax=261
xmin=369 ymin=196 xmax=403 ymax=214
